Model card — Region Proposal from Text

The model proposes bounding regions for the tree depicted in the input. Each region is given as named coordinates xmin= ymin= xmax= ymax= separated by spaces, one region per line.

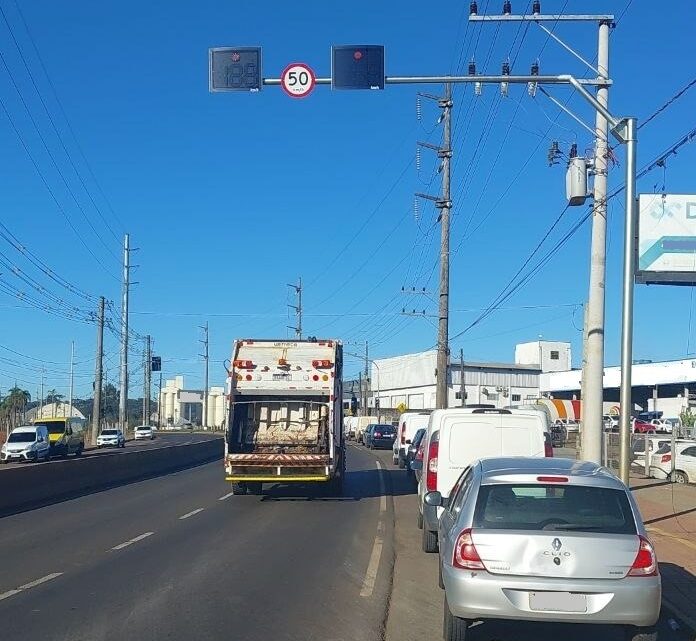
xmin=1 ymin=387 xmax=31 ymax=429
xmin=680 ymin=407 xmax=695 ymax=428
xmin=46 ymin=389 xmax=65 ymax=417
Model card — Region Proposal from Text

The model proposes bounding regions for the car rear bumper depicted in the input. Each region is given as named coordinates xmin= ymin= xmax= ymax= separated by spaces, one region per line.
xmin=650 ymin=466 xmax=669 ymax=480
xmin=371 ymin=438 xmax=395 ymax=449
xmin=442 ymin=564 xmax=661 ymax=627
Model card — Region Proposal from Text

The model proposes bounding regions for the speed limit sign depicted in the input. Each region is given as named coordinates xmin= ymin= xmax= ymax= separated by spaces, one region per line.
xmin=280 ymin=63 xmax=316 ymax=98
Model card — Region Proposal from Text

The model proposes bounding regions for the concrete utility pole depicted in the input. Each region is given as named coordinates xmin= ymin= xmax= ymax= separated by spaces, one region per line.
xmin=287 ymin=278 xmax=303 ymax=339
xmin=68 ymin=341 xmax=74 ymax=417
xmin=158 ymin=371 xmax=163 ymax=428
xmin=200 ymin=322 xmax=209 ymax=428
xmin=91 ymin=296 xmax=105 ymax=445
xmin=39 ymin=368 xmax=44 ymax=419
xmin=143 ymin=335 xmax=151 ymax=425
xmin=581 ymin=19 xmax=612 ymax=465
xmin=119 ymin=233 xmax=130 ymax=433
xmin=358 ymin=371 xmax=363 ymax=417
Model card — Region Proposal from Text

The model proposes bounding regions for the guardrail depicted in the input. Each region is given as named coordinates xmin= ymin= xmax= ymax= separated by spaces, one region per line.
xmin=0 ymin=435 xmax=223 ymax=517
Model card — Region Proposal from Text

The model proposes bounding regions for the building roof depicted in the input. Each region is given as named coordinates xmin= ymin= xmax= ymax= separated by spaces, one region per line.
xmin=458 ymin=360 xmax=541 ymax=373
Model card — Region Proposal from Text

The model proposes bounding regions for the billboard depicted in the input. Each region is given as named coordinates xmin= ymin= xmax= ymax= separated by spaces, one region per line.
xmin=636 ymin=194 xmax=696 ymax=285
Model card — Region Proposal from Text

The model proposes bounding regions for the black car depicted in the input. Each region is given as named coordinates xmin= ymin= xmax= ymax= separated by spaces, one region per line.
xmin=550 ymin=423 xmax=567 ymax=448
xmin=405 ymin=427 xmax=426 ymax=477
xmin=365 ymin=424 xmax=396 ymax=449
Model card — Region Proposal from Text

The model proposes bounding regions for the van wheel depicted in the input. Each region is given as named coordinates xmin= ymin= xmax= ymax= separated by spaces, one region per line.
xmin=231 ymin=483 xmax=247 ymax=495
xmin=417 ymin=511 xmax=423 ymax=529
xmin=422 ymin=527 xmax=438 ymax=553
xmin=74 ymin=445 xmax=83 ymax=457
xmin=443 ymin=596 xmax=468 ymax=641
xmin=624 ymin=625 xmax=657 ymax=641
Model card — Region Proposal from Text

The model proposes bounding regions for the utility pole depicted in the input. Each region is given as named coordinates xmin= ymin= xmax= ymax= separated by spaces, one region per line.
xmin=91 ymin=296 xmax=105 ymax=445
xmin=364 ymin=341 xmax=369 ymax=412
xmin=39 ymin=368 xmax=44 ymax=419
xmin=287 ymin=277 xmax=303 ymax=339
xmin=158 ymin=371 xmax=163 ymax=428
xmin=143 ymin=334 xmax=151 ymax=425
xmin=200 ymin=322 xmax=209 ymax=428
xmin=581 ymin=20 xmax=612 ymax=465
xmin=68 ymin=341 xmax=74 ymax=417
xmin=460 ymin=348 xmax=465 ymax=407
xmin=358 ymin=371 xmax=363 ymax=417
xmin=119 ymin=233 xmax=130 ymax=433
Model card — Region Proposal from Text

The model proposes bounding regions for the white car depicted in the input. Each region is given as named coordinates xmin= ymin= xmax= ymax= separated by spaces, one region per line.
xmin=97 ymin=429 xmax=125 ymax=448
xmin=649 ymin=418 xmax=672 ymax=433
xmin=649 ymin=440 xmax=696 ymax=483
xmin=1 ymin=425 xmax=50 ymax=463
xmin=631 ymin=436 xmax=673 ymax=468
xmin=134 ymin=425 xmax=155 ymax=441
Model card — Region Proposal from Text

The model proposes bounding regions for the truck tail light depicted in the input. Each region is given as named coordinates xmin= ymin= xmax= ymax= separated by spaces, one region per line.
xmin=453 ymin=528 xmax=485 ymax=571
xmin=312 ymin=359 xmax=333 ymax=368
xmin=233 ymin=360 xmax=254 ymax=369
xmin=426 ymin=440 xmax=438 ymax=491
xmin=628 ymin=536 xmax=658 ymax=577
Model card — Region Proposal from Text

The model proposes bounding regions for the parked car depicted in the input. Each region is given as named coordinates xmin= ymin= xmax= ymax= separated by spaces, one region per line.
xmin=649 ymin=440 xmax=696 ymax=483
xmin=405 ymin=428 xmax=427 ymax=479
xmin=392 ymin=412 xmax=430 ymax=467
xmin=97 ymin=429 xmax=125 ymax=448
xmin=428 ymin=457 xmax=661 ymax=641
xmin=134 ymin=425 xmax=155 ymax=441
xmin=603 ymin=414 xmax=619 ymax=430
xmin=0 ymin=425 xmax=50 ymax=463
xmin=554 ymin=418 xmax=579 ymax=433
xmin=648 ymin=418 xmax=672 ymax=433
xmin=416 ymin=407 xmax=551 ymax=553
xmin=550 ymin=423 xmax=567 ymax=448
xmin=364 ymin=423 xmax=396 ymax=450
xmin=630 ymin=435 xmax=672 ymax=468
xmin=631 ymin=418 xmax=656 ymax=434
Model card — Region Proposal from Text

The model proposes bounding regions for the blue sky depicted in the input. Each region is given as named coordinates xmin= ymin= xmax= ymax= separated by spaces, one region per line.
xmin=0 ymin=0 xmax=695 ymax=397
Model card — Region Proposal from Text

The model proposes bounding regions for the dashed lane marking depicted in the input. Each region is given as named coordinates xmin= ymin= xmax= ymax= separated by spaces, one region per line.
xmin=218 ymin=492 xmax=235 ymax=501
xmin=0 ymin=572 xmax=63 ymax=601
xmin=179 ymin=508 xmax=205 ymax=520
xmin=111 ymin=532 xmax=155 ymax=551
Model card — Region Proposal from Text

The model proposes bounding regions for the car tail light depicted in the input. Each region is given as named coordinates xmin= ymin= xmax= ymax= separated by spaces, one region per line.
xmin=415 ymin=444 xmax=424 ymax=461
xmin=426 ymin=440 xmax=438 ymax=491
xmin=374 ymin=432 xmax=382 ymax=438
xmin=453 ymin=528 xmax=485 ymax=571
xmin=400 ymin=422 xmax=406 ymax=444
xmin=661 ymin=454 xmax=671 ymax=464
xmin=628 ymin=536 xmax=659 ymax=577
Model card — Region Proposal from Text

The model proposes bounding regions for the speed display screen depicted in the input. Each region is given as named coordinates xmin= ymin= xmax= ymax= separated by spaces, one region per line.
xmin=209 ymin=47 xmax=262 ymax=92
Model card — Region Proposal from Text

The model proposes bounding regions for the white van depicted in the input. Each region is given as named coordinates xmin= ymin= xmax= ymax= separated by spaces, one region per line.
xmin=392 ymin=412 xmax=430 ymax=468
xmin=1 ymin=425 xmax=50 ymax=463
xmin=415 ymin=407 xmax=551 ymax=552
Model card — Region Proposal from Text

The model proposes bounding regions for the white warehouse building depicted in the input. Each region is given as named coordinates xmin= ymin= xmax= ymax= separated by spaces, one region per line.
xmin=159 ymin=376 xmax=226 ymax=428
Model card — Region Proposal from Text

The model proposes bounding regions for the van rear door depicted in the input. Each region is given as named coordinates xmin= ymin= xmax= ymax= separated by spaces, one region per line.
xmin=500 ymin=413 xmax=545 ymax=457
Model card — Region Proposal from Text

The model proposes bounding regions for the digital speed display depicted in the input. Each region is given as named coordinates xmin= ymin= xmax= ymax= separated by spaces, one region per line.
xmin=209 ymin=47 xmax=262 ymax=92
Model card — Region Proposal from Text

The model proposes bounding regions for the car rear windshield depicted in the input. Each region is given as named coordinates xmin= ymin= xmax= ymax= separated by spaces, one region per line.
xmin=8 ymin=432 xmax=35 ymax=442
xmin=101 ymin=430 xmax=118 ymax=435
xmin=136 ymin=426 xmax=150 ymax=431
xmin=473 ymin=483 xmax=637 ymax=535
xmin=34 ymin=421 xmax=66 ymax=434
xmin=375 ymin=425 xmax=394 ymax=434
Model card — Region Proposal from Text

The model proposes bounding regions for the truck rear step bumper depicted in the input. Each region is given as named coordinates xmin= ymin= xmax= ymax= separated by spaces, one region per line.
xmin=226 ymin=475 xmax=330 ymax=482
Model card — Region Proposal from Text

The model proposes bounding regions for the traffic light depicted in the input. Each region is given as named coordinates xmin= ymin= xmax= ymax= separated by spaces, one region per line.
xmin=209 ymin=47 xmax=262 ymax=92
xmin=331 ymin=45 xmax=385 ymax=90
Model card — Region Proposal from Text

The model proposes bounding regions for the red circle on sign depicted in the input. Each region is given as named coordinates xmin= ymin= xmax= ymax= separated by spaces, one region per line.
xmin=353 ymin=50 xmax=363 ymax=60
xmin=280 ymin=62 xmax=316 ymax=99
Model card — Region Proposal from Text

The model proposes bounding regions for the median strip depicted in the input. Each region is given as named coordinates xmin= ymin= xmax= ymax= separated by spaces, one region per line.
xmin=0 ymin=572 xmax=63 ymax=601
xmin=111 ymin=532 xmax=154 ymax=551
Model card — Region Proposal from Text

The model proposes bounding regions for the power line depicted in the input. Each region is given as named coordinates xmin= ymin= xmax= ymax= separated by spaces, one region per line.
xmin=639 ymin=76 xmax=696 ymax=131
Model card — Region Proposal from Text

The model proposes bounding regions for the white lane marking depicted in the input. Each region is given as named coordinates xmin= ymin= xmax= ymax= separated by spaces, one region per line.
xmin=360 ymin=535 xmax=384 ymax=598
xmin=0 ymin=572 xmax=63 ymax=601
xmin=179 ymin=508 xmax=204 ymax=520
xmin=218 ymin=492 xmax=235 ymax=501
xmin=111 ymin=531 xmax=154 ymax=550
xmin=376 ymin=461 xmax=386 ymax=513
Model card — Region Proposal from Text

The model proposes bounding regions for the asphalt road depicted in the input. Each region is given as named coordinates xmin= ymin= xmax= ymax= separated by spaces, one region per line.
xmin=0 ymin=443 xmax=393 ymax=641
xmin=0 ymin=431 xmax=212 ymax=470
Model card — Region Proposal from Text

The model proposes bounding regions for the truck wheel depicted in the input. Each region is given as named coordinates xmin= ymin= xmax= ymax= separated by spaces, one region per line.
xmin=231 ymin=483 xmax=247 ymax=495
xmin=247 ymin=482 xmax=263 ymax=495
xmin=422 ymin=527 xmax=438 ymax=553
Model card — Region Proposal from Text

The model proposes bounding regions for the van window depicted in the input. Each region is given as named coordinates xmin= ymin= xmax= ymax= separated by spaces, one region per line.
xmin=8 ymin=431 xmax=36 ymax=443
xmin=34 ymin=420 xmax=67 ymax=435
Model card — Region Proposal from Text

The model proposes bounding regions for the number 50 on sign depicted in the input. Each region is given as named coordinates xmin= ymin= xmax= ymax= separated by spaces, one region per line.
xmin=280 ymin=63 xmax=316 ymax=98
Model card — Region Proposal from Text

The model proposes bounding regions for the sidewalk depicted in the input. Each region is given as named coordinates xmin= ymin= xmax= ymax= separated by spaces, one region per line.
xmin=632 ymin=478 xmax=696 ymax=631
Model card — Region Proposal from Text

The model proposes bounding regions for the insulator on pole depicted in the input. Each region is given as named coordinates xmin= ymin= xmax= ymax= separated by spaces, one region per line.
xmin=468 ymin=60 xmax=476 ymax=75
xmin=503 ymin=1 xmax=512 ymax=15
xmin=532 ymin=0 xmax=541 ymax=14
xmin=416 ymin=96 xmax=422 ymax=120
xmin=416 ymin=147 xmax=421 ymax=171
xmin=470 ymin=1 xmax=478 ymax=15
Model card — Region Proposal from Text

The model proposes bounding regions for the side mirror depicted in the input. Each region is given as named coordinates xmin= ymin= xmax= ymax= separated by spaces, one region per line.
xmin=424 ymin=491 xmax=443 ymax=507
xmin=410 ymin=459 xmax=422 ymax=472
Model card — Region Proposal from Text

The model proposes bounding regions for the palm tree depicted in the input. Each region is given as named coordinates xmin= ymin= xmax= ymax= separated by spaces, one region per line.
xmin=46 ymin=389 xmax=64 ymax=417
xmin=2 ymin=387 xmax=31 ymax=428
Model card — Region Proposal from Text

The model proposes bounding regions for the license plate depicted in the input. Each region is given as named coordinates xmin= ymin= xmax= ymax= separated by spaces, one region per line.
xmin=272 ymin=373 xmax=291 ymax=380
xmin=529 ymin=592 xmax=587 ymax=613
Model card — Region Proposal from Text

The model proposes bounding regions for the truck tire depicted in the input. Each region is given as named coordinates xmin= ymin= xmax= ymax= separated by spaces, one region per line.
xmin=247 ymin=482 xmax=263 ymax=495
xmin=231 ymin=483 xmax=247 ymax=495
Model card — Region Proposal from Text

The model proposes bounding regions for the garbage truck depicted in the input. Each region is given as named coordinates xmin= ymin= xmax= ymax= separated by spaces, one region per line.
xmin=224 ymin=338 xmax=345 ymax=495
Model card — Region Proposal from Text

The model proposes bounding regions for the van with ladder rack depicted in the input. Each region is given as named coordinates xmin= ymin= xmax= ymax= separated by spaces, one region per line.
xmin=224 ymin=338 xmax=345 ymax=495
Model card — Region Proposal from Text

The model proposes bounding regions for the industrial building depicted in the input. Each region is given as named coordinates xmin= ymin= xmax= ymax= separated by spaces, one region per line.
xmin=159 ymin=376 xmax=226 ymax=428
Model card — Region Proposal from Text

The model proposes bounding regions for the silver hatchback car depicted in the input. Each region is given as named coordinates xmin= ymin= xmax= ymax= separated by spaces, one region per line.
xmin=425 ymin=457 xmax=661 ymax=641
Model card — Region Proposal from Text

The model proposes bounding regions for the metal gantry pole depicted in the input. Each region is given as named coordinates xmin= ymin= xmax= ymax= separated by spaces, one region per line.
xmin=119 ymin=233 xmax=130 ymax=433
xmin=618 ymin=118 xmax=638 ymax=486
xmin=201 ymin=322 xmax=209 ymax=428
xmin=436 ymin=82 xmax=452 ymax=410
xmin=91 ymin=296 xmax=104 ymax=445
xmin=581 ymin=20 xmax=611 ymax=465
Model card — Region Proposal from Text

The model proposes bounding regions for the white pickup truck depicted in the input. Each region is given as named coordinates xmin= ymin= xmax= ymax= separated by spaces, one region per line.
xmin=224 ymin=338 xmax=345 ymax=496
